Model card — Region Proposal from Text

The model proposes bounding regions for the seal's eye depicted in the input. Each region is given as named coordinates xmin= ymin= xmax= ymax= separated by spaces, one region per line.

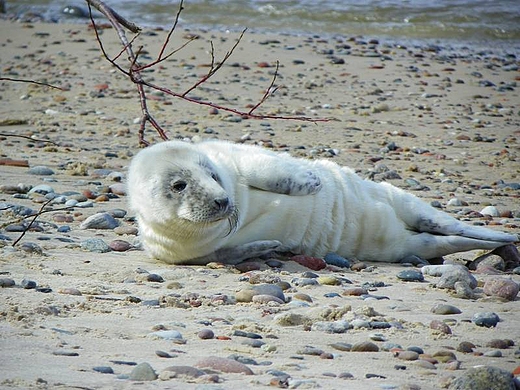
xmin=171 ymin=180 xmax=187 ymax=193
xmin=211 ymin=172 xmax=219 ymax=182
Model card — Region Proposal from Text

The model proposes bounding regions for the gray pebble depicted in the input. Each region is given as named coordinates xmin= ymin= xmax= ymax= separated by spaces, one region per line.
xmin=311 ymin=320 xmax=349 ymax=333
xmin=28 ymin=184 xmax=55 ymax=195
xmin=480 ymin=206 xmax=500 ymax=217
xmin=80 ymin=213 xmax=119 ymax=229
xmin=297 ymin=346 xmax=324 ymax=356
xmin=351 ymin=341 xmax=379 ymax=352
xmin=448 ymin=365 xmax=515 ymax=390
xmin=483 ymin=350 xmax=502 ymax=357
xmin=21 ymin=279 xmax=37 ymax=289
xmin=129 ymin=362 xmax=157 ymax=381
xmin=81 ymin=238 xmax=111 ymax=253
xmin=0 ymin=278 xmax=16 ymax=287
xmin=28 ymin=166 xmax=54 ymax=175
xmin=431 ymin=303 xmax=462 ymax=315
xmin=397 ymin=269 xmax=424 ymax=282
xmin=324 ymin=253 xmax=351 ymax=268
xmin=93 ymin=366 xmax=114 ymax=374
xmin=20 ymin=242 xmax=43 ymax=254
xmin=148 ymin=330 xmax=183 ymax=340
xmin=472 ymin=312 xmax=500 ymax=328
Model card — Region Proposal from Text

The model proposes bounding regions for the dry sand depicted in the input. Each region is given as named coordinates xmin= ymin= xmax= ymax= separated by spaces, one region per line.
xmin=0 ymin=19 xmax=519 ymax=390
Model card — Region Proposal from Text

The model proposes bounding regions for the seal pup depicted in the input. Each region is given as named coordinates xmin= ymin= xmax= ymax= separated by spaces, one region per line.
xmin=128 ymin=139 xmax=518 ymax=265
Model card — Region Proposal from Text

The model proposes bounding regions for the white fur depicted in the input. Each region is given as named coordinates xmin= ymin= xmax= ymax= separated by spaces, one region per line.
xmin=128 ymin=140 xmax=518 ymax=265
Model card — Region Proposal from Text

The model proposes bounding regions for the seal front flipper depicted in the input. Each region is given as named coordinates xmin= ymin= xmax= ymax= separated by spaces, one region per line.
xmin=231 ymin=148 xmax=322 ymax=196
xmin=187 ymin=240 xmax=283 ymax=265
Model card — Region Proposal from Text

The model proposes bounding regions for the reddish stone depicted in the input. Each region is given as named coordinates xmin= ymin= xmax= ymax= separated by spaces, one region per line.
xmin=291 ymin=255 xmax=326 ymax=271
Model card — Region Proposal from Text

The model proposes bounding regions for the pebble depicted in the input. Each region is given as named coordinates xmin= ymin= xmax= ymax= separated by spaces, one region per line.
xmin=195 ymin=356 xmax=254 ymax=375
xmin=21 ymin=279 xmax=37 ymax=289
xmin=81 ymin=238 xmax=111 ymax=253
xmin=252 ymin=294 xmax=284 ymax=304
xmin=480 ymin=206 xmax=500 ymax=217
xmin=351 ymin=341 xmax=379 ymax=352
xmin=0 ymin=278 xmax=16 ymax=287
xmin=457 ymin=341 xmax=476 ymax=353
xmin=58 ymin=287 xmax=82 ymax=296
xmin=148 ymin=330 xmax=183 ymax=340
xmin=291 ymin=255 xmax=326 ymax=270
xmin=483 ymin=350 xmax=502 ymax=357
xmin=159 ymin=365 xmax=205 ymax=380
xmin=317 ymin=275 xmax=341 ymax=285
xmin=448 ymin=365 xmax=515 ymax=390
xmin=483 ymin=278 xmax=519 ymax=301
xmin=129 ymin=362 xmax=157 ymax=381
xmin=311 ymin=320 xmax=349 ymax=333
xmin=93 ymin=366 xmax=114 ymax=374
xmin=28 ymin=184 xmax=55 ymax=195
xmin=236 ymin=284 xmax=285 ymax=303
xmin=397 ymin=269 xmax=424 ymax=282
xmin=431 ymin=303 xmax=461 ymax=315
xmin=396 ymin=351 xmax=419 ymax=361
xmin=108 ymin=239 xmax=132 ymax=252
xmin=472 ymin=312 xmax=501 ymax=328
xmin=80 ymin=213 xmax=119 ymax=229
xmin=430 ymin=320 xmax=452 ymax=334
xmin=432 ymin=265 xmax=477 ymax=289
xmin=28 ymin=166 xmax=54 ymax=175
xmin=330 ymin=342 xmax=352 ymax=352
xmin=324 ymin=253 xmax=351 ymax=268
xmin=350 ymin=319 xmax=370 ymax=329
xmin=454 ymin=281 xmax=474 ymax=299
xmin=487 ymin=339 xmax=513 ymax=349
xmin=113 ymin=226 xmax=138 ymax=236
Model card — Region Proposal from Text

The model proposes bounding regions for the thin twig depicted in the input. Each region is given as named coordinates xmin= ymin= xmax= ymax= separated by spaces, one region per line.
xmin=0 ymin=133 xmax=60 ymax=146
xmin=11 ymin=199 xmax=53 ymax=246
xmin=0 ymin=77 xmax=65 ymax=91
xmin=248 ymin=61 xmax=280 ymax=116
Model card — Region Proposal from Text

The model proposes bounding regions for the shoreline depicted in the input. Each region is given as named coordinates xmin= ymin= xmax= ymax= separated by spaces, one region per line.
xmin=0 ymin=17 xmax=519 ymax=390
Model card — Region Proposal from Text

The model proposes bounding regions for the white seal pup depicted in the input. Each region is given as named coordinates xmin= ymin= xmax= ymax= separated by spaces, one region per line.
xmin=127 ymin=140 xmax=518 ymax=265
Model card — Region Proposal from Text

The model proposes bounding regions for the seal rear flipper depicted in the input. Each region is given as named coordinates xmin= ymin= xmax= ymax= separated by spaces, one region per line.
xmin=408 ymin=232 xmax=518 ymax=260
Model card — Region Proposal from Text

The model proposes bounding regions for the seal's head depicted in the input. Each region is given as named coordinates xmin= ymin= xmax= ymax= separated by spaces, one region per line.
xmin=128 ymin=141 xmax=238 ymax=238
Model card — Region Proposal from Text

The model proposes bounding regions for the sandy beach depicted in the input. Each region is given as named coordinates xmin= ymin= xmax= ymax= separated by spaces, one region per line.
xmin=0 ymin=16 xmax=519 ymax=390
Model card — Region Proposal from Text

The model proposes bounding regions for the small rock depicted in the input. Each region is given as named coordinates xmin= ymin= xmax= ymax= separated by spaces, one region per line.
xmin=93 ymin=366 xmax=114 ymax=374
xmin=81 ymin=238 xmax=111 ymax=253
xmin=160 ymin=365 xmax=205 ymax=380
xmin=28 ymin=166 xmax=54 ymax=175
xmin=431 ymin=303 xmax=461 ymax=315
xmin=483 ymin=278 xmax=519 ymax=301
xmin=21 ymin=279 xmax=37 ymax=289
xmin=129 ymin=362 xmax=157 ymax=381
xmin=486 ymin=339 xmax=513 ymax=349
xmin=109 ymin=239 xmax=132 ymax=252
xmin=483 ymin=350 xmax=502 ymax=357
xmin=80 ymin=213 xmax=119 ymax=229
xmin=324 ymin=253 xmax=351 ymax=268
xmin=195 ymin=356 xmax=254 ymax=375
xmin=291 ymin=255 xmax=326 ymax=270
xmin=397 ymin=269 xmax=424 ymax=282
xmin=351 ymin=341 xmax=379 ymax=352
xmin=480 ymin=206 xmax=500 ymax=217
xmin=457 ymin=341 xmax=476 ymax=353
xmin=473 ymin=312 xmax=501 ymax=328
xmin=448 ymin=365 xmax=515 ymax=390
xmin=430 ymin=320 xmax=452 ymax=334
xmin=148 ymin=330 xmax=183 ymax=340
xmin=396 ymin=351 xmax=419 ymax=361
xmin=0 ymin=278 xmax=16 ymax=288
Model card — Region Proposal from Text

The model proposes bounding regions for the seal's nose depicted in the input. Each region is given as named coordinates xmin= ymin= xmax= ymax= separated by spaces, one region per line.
xmin=214 ymin=197 xmax=230 ymax=212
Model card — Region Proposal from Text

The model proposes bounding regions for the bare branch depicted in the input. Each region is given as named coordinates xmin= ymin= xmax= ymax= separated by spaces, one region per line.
xmin=0 ymin=76 xmax=65 ymax=91
xmin=85 ymin=0 xmax=330 ymax=144
xmin=248 ymin=61 xmax=280 ymax=116
xmin=0 ymin=133 xmax=60 ymax=146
